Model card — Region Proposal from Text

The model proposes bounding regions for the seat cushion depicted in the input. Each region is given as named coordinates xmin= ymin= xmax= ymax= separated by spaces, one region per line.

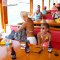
xmin=10 ymin=26 xmax=18 ymax=32
xmin=51 ymin=30 xmax=60 ymax=42
xmin=34 ymin=28 xmax=40 ymax=35
xmin=51 ymin=30 xmax=60 ymax=49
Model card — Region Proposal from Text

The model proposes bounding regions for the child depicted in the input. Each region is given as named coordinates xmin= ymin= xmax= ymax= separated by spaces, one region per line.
xmin=37 ymin=23 xmax=51 ymax=48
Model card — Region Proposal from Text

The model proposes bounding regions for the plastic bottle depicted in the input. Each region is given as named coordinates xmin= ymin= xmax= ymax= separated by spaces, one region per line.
xmin=11 ymin=47 xmax=16 ymax=60
xmin=48 ymin=41 xmax=52 ymax=53
xmin=5 ymin=41 xmax=9 ymax=47
xmin=25 ymin=41 xmax=30 ymax=53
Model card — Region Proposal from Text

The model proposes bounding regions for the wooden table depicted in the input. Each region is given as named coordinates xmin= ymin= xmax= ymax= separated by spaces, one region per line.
xmin=0 ymin=40 xmax=60 ymax=60
xmin=7 ymin=20 xmax=60 ymax=27
xmin=34 ymin=20 xmax=60 ymax=27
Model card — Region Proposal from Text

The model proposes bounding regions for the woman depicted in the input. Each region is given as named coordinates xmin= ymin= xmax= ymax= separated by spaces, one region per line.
xmin=33 ymin=5 xmax=42 ymax=21
xmin=17 ymin=11 xmax=37 ymax=45
xmin=33 ymin=9 xmax=42 ymax=20
xmin=51 ymin=3 xmax=57 ymax=10
xmin=42 ymin=6 xmax=47 ymax=14
xmin=52 ymin=3 xmax=60 ymax=19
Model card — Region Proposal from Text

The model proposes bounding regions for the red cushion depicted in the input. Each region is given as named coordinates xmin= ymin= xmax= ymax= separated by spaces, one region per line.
xmin=10 ymin=26 xmax=60 ymax=49
xmin=43 ymin=14 xmax=53 ymax=20
xmin=34 ymin=28 xmax=60 ymax=42
xmin=47 ymin=10 xmax=51 ymax=14
xmin=10 ymin=26 xmax=18 ymax=32
xmin=46 ymin=14 xmax=53 ymax=20
xmin=34 ymin=28 xmax=60 ymax=49
xmin=51 ymin=10 xmax=57 ymax=13
xmin=51 ymin=30 xmax=60 ymax=42
xmin=43 ymin=15 xmax=47 ymax=19
xmin=51 ymin=30 xmax=60 ymax=49
xmin=52 ymin=42 xmax=60 ymax=49
xmin=34 ymin=28 xmax=40 ymax=35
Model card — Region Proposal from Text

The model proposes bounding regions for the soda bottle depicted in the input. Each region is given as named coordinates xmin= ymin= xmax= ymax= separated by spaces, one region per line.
xmin=5 ymin=41 xmax=9 ymax=47
xmin=48 ymin=41 xmax=52 ymax=53
xmin=25 ymin=41 xmax=30 ymax=53
xmin=11 ymin=47 xmax=16 ymax=60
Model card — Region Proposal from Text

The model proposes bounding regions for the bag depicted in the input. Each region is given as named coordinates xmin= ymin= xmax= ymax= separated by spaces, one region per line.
xmin=14 ymin=29 xmax=27 ymax=42
xmin=5 ymin=30 xmax=15 ymax=40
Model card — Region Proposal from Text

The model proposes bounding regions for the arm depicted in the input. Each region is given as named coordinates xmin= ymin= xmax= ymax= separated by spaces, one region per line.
xmin=37 ymin=32 xmax=42 ymax=45
xmin=17 ymin=22 xmax=27 ymax=32
xmin=40 ymin=12 xmax=43 ymax=19
xmin=43 ymin=33 xmax=52 ymax=43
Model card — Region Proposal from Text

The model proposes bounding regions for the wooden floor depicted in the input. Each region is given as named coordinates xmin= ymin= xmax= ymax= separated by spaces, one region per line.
xmin=0 ymin=41 xmax=60 ymax=60
xmin=15 ymin=48 xmax=60 ymax=60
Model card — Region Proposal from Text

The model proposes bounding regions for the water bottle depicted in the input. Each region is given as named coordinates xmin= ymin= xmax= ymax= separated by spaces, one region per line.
xmin=25 ymin=41 xmax=30 ymax=53
xmin=11 ymin=47 xmax=16 ymax=60
xmin=5 ymin=41 xmax=9 ymax=47
xmin=48 ymin=41 xmax=52 ymax=53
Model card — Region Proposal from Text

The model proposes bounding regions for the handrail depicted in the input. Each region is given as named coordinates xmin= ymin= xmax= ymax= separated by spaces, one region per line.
xmin=34 ymin=20 xmax=60 ymax=27
xmin=34 ymin=26 xmax=60 ymax=31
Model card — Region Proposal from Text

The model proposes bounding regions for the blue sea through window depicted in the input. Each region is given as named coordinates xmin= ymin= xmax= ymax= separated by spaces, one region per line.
xmin=7 ymin=0 xmax=60 ymax=24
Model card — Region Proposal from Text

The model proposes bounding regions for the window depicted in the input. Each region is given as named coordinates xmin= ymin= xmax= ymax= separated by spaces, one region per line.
xmin=7 ymin=0 xmax=30 ymax=25
xmin=57 ymin=0 xmax=60 ymax=3
xmin=44 ymin=0 xmax=49 ymax=10
xmin=33 ymin=0 xmax=42 ymax=13
xmin=50 ymin=0 xmax=54 ymax=9
xmin=50 ymin=0 xmax=60 ymax=9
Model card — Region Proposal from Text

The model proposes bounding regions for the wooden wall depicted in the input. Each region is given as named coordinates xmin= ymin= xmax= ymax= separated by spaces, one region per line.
xmin=0 ymin=0 xmax=8 ymax=32
xmin=0 ymin=0 xmax=2 ymax=25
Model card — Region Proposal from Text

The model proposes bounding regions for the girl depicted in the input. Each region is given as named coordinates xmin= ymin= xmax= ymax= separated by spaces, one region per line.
xmin=37 ymin=23 xmax=51 ymax=48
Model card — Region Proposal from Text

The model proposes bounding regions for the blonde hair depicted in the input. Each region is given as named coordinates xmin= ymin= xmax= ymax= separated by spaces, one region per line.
xmin=20 ymin=11 xmax=28 ymax=17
